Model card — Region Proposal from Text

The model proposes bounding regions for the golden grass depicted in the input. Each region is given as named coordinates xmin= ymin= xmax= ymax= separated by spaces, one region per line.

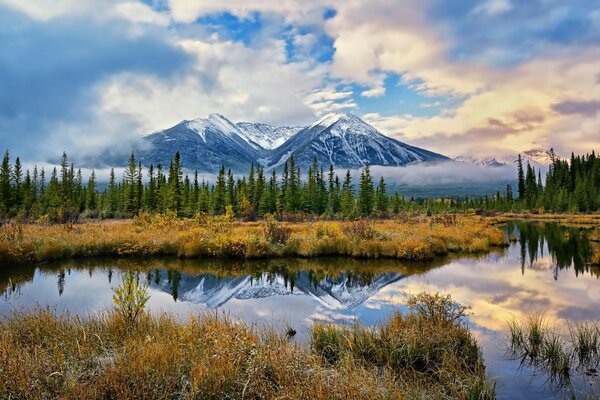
xmin=0 ymin=294 xmax=495 ymax=399
xmin=0 ymin=215 xmax=507 ymax=266
xmin=493 ymin=213 xmax=600 ymax=227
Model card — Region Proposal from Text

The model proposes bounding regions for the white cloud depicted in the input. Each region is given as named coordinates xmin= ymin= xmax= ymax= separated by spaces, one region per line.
xmin=473 ymin=0 xmax=513 ymax=16
xmin=113 ymin=2 xmax=170 ymax=26
xmin=167 ymin=0 xmax=332 ymax=24
xmin=98 ymin=37 xmax=331 ymax=130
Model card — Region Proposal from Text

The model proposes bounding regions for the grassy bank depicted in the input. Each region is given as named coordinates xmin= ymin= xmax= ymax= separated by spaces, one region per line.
xmin=493 ymin=213 xmax=600 ymax=227
xmin=0 ymin=214 xmax=506 ymax=266
xmin=0 ymin=293 xmax=494 ymax=399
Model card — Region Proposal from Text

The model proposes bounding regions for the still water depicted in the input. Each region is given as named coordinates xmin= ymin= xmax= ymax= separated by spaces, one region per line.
xmin=1 ymin=222 xmax=599 ymax=399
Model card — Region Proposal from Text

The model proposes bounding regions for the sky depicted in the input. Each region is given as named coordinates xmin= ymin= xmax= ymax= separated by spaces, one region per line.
xmin=0 ymin=0 xmax=599 ymax=164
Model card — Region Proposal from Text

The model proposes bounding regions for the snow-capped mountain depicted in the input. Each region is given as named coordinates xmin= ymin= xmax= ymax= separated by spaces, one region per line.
xmin=236 ymin=122 xmax=302 ymax=152
xmin=135 ymin=112 xmax=448 ymax=173
xmin=138 ymin=113 xmax=260 ymax=172
xmin=152 ymin=270 xmax=404 ymax=310
xmin=268 ymin=112 xmax=449 ymax=170
xmin=455 ymin=149 xmax=554 ymax=168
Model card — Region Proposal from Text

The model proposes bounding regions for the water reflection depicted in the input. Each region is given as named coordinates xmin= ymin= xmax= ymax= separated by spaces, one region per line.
xmin=507 ymin=221 xmax=599 ymax=278
xmin=1 ymin=222 xmax=599 ymax=399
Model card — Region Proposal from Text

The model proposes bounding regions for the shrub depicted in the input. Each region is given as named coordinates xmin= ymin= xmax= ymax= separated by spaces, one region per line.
xmin=346 ymin=219 xmax=376 ymax=240
xmin=263 ymin=215 xmax=291 ymax=245
xmin=112 ymin=271 xmax=150 ymax=326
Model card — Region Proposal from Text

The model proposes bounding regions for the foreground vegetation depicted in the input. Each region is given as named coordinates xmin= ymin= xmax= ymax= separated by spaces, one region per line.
xmin=0 ymin=291 xmax=494 ymax=399
xmin=0 ymin=214 xmax=506 ymax=266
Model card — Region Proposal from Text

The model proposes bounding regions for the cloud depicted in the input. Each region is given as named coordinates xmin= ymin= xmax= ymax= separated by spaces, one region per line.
xmin=473 ymin=0 xmax=513 ymax=16
xmin=98 ymin=37 xmax=328 ymax=131
xmin=552 ymin=100 xmax=600 ymax=116
xmin=167 ymin=0 xmax=332 ymax=24
xmin=0 ymin=5 xmax=191 ymax=161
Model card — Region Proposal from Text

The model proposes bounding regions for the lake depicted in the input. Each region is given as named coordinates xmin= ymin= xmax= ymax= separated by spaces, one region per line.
xmin=1 ymin=221 xmax=599 ymax=399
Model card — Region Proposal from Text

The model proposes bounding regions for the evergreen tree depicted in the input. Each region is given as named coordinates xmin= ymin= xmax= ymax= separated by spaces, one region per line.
xmin=12 ymin=157 xmax=22 ymax=211
xmin=357 ymin=164 xmax=374 ymax=217
xmin=375 ymin=176 xmax=388 ymax=214
xmin=212 ymin=165 xmax=227 ymax=215
xmin=517 ymin=154 xmax=525 ymax=201
xmin=340 ymin=170 xmax=354 ymax=218
xmin=86 ymin=171 xmax=97 ymax=211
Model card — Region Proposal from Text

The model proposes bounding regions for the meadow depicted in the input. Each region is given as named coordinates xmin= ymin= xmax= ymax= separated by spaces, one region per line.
xmin=0 ymin=213 xmax=507 ymax=266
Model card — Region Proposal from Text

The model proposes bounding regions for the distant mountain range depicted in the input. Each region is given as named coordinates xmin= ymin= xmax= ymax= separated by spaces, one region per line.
xmin=454 ymin=149 xmax=554 ymax=168
xmin=136 ymin=112 xmax=449 ymax=173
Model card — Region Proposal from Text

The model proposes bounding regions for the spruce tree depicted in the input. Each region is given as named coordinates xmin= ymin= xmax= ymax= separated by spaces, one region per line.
xmin=340 ymin=170 xmax=354 ymax=218
xmin=86 ymin=171 xmax=97 ymax=211
xmin=517 ymin=154 xmax=525 ymax=201
xmin=375 ymin=176 xmax=388 ymax=214
xmin=212 ymin=165 xmax=227 ymax=215
xmin=0 ymin=151 xmax=10 ymax=214
xmin=357 ymin=164 xmax=374 ymax=217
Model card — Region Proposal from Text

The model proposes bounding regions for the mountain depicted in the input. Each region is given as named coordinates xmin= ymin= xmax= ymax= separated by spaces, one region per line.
xmin=152 ymin=270 xmax=404 ymax=310
xmin=267 ymin=112 xmax=449 ymax=169
xmin=455 ymin=148 xmax=554 ymax=168
xmin=136 ymin=112 xmax=448 ymax=173
xmin=138 ymin=113 xmax=260 ymax=172
xmin=236 ymin=122 xmax=302 ymax=152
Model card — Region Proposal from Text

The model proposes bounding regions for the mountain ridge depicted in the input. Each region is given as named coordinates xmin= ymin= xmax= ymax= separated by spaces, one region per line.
xmin=136 ymin=112 xmax=449 ymax=173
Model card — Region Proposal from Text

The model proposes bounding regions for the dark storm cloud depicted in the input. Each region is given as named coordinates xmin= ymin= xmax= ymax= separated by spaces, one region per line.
xmin=0 ymin=6 xmax=192 ymax=162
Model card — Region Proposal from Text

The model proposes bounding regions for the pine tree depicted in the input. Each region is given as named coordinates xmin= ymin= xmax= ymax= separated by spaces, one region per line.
xmin=12 ymin=157 xmax=22 ymax=210
xmin=212 ymin=165 xmax=227 ymax=215
xmin=86 ymin=171 xmax=97 ymax=211
xmin=107 ymin=168 xmax=117 ymax=215
xmin=374 ymin=176 xmax=388 ymax=214
xmin=340 ymin=170 xmax=354 ymax=218
xmin=123 ymin=152 xmax=139 ymax=214
xmin=517 ymin=154 xmax=525 ymax=201
xmin=357 ymin=164 xmax=374 ymax=217
xmin=0 ymin=151 xmax=11 ymax=215
xmin=167 ymin=152 xmax=182 ymax=214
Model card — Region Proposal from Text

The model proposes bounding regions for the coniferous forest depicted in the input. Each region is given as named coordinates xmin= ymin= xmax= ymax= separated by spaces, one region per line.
xmin=0 ymin=149 xmax=599 ymax=222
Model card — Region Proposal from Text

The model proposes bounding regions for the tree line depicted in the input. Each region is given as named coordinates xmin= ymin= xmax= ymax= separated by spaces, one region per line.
xmin=0 ymin=149 xmax=598 ymax=222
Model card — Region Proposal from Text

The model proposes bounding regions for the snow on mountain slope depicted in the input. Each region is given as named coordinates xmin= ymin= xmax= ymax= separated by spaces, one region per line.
xmin=236 ymin=122 xmax=302 ymax=150
xmin=138 ymin=113 xmax=260 ymax=173
xmin=134 ymin=112 xmax=449 ymax=173
xmin=268 ymin=112 xmax=449 ymax=170
xmin=455 ymin=149 xmax=554 ymax=168
xmin=151 ymin=271 xmax=404 ymax=310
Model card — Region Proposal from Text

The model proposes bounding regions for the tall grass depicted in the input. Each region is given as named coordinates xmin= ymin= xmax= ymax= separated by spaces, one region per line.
xmin=0 ymin=292 xmax=495 ymax=399
xmin=0 ymin=215 xmax=507 ymax=266
xmin=507 ymin=314 xmax=600 ymax=394
xmin=312 ymin=292 xmax=495 ymax=399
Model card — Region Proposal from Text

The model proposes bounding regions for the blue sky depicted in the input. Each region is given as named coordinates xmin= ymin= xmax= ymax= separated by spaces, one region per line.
xmin=0 ymin=0 xmax=599 ymax=161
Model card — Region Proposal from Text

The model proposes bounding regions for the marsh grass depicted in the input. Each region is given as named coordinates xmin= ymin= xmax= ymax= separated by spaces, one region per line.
xmin=507 ymin=314 xmax=600 ymax=394
xmin=0 ymin=215 xmax=507 ymax=266
xmin=0 ymin=293 xmax=495 ymax=399
xmin=312 ymin=293 xmax=495 ymax=400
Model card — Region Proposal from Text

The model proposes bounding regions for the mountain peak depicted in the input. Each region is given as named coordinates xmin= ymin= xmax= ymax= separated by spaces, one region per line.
xmin=311 ymin=112 xmax=364 ymax=129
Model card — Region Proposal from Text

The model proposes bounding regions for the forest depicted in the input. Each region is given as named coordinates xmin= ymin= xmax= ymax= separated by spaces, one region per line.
xmin=0 ymin=149 xmax=599 ymax=223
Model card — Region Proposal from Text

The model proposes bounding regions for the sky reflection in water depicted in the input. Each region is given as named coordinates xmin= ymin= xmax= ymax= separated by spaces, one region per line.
xmin=1 ymin=222 xmax=599 ymax=399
